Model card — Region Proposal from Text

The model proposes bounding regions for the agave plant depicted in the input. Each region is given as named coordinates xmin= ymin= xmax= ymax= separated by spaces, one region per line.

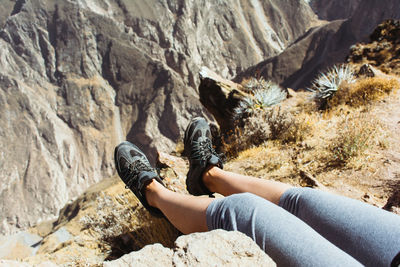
xmin=234 ymin=78 xmax=287 ymax=117
xmin=311 ymin=65 xmax=356 ymax=100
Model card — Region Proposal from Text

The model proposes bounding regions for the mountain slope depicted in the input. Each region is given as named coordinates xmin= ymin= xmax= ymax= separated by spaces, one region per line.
xmin=235 ymin=0 xmax=400 ymax=89
xmin=0 ymin=0 xmax=317 ymax=234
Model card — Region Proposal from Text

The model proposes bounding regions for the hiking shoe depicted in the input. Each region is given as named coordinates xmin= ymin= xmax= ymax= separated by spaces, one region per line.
xmin=114 ymin=141 xmax=164 ymax=217
xmin=184 ymin=117 xmax=223 ymax=196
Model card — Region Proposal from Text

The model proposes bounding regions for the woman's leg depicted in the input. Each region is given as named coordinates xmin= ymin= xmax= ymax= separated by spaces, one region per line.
xmin=145 ymin=179 xmax=213 ymax=234
xmin=279 ymin=188 xmax=400 ymax=266
xmin=145 ymin=180 xmax=361 ymax=266
xmin=206 ymin=192 xmax=361 ymax=266
xmin=203 ymin=166 xmax=291 ymax=204
xmin=203 ymin=166 xmax=400 ymax=266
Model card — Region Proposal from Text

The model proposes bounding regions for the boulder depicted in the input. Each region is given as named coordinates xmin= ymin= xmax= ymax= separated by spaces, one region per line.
xmin=0 ymin=231 xmax=42 ymax=260
xmin=105 ymin=230 xmax=276 ymax=267
xmin=199 ymin=67 xmax=245 ymax=133
xmin=103 ymin=244 xmax=173 ymax=267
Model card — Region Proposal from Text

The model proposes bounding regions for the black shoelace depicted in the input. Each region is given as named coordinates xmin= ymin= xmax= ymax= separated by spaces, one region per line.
xmin=125 ymin=160 xmax=153 ymax=190
xmin=190 ymin=139 xmax=217 ymax=163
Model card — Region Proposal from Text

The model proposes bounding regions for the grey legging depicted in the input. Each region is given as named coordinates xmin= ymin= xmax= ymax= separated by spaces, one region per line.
xmin=206 ymin=188 xmax=400 ymax=266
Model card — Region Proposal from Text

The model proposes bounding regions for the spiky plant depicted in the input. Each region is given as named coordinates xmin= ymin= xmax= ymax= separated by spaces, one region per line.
xmin=234 ymin=78 xmax=287 ymax=117
xmin=311 ymin=64 xmax=356 ymax=101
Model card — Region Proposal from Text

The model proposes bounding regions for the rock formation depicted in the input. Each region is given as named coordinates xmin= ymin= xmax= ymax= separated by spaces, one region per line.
xmin=309 ymin=0 xmax=362 ymax=21
xmin=348 ymin=19 xmax=400 ymax=76
xmin=0 ymin=0 xmax=317 ymax=234
xmin=198 ymin=67 xmax=245 ymax=133
xmin=104 ymin=230 xmax=276 ymax=267
xmin=1 ymin=0 xmax=400 ymax=264
xmin=235 ymin=0 xmax=400 ymax=89
xmin=0 ymin=153 xmax=277 ymax=265
xmin=0 ymin=231 xmax=276 ymax=266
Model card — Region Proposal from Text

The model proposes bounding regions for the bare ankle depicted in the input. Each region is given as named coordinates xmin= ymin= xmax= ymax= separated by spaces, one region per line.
xmin=202 ymin=165 xmax=220 ymax=192
xmin=145 ymin=179 xmax=162 ymax=208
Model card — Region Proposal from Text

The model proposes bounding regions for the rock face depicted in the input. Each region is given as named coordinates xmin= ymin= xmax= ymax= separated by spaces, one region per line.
xmin=198 ymin=67 xmax=245 ymax=133
xmin=105 ymin=230 xmax=276 ymax=267
xmin=235 ymin=0 xmax=400 ymax=89
xmin=348 ymin=20 xmax=400 ymax=76
xmin=309 ymin=0 xmax=362 ymax=21
xmin=0 ymin=0 xmax=317 ymax=234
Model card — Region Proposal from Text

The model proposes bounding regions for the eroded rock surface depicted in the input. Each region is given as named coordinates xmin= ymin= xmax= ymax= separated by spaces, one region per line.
xmin=105 ymin=230 xmax=276 ymax=267
xmin=0 ymin=0 xmax=317 ymax=234
xmin=236 ymin=0 xmax=400 ymax=89
xmin=309 ymin=0 xmax=362 ymax=21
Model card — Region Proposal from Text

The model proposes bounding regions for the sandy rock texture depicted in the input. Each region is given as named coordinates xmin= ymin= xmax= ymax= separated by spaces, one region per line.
xmin=0 ymin=260 xmax=58 ymax=267
xmin=0 ymin=0 xmax=317 ymax=234
xmin=105 ymin=230 xmax=276 ymax=267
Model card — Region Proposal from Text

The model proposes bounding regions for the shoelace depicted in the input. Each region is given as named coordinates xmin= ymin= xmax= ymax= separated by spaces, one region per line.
xmin=190 ymin=139 xmax=218 ymax=162
xmin=125 ymin=160 xmax=153 ymax=190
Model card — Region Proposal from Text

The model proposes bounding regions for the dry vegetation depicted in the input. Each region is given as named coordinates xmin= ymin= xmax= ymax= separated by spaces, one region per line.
xmin=223 ymin=70 xmax=397 ymax=197
xmin=222 ymin=108 xmax=314 ymax=158
xmin=79 ymin=191 xmax=179 ymax=260
xmin=329 ymin=77 xmax=399 ymax=108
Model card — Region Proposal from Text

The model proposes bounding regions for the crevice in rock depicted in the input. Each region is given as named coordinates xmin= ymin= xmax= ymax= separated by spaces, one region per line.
xmin=100 ymin=39 xmax=119 ymax=92
xmin=10 ymin=0 xmax=26 ymax=16
xmin=38 ymin=30 xmax=54 ymax=82
xmin=48 ymin=5 xmax=63 ymax=85
xmin=104 ymin=223 xmax=179 ymax=261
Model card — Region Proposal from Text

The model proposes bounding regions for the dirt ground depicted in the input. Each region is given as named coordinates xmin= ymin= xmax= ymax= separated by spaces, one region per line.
xmin=225 ymin=78 xmax=400 ymax=214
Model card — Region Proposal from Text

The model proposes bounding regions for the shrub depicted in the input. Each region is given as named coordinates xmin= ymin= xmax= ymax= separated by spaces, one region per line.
xmin=80 ymin=194 xmax=138 ymax=241
xmin=265 ymin=107 xmax=314 ymax=143
xmin=330 ymin=130 xmax=370 ymax=165
xmin=328 ymin=77 xmax=399 ymax=107
xmin=280 ymin=113 xmax=314 ymax=144
xmin=264 ymin=107 xmax=292 ymax=140
xmin=222 ymin=107 xmax=313 ymax=158
xmin=329 ymin=113 xmax=377 ymax=165
xmin=234 ymin=78 xmax=287 ymax=117
xmin=80 ymin=192 xmax=179 ymax=257
xmin=310 ymin=65 xmax=356 ymax=107
xmin=222 ymin=112 xmax=272 ymax=158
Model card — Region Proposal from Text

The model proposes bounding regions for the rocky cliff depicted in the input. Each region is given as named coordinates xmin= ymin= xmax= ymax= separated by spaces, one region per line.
xmin=309 ymin=0 xmax=362 ymax=21
xmin=235 ymin=0 xmax=400 ymax=89
xmin=1 ymin=16 xmax=400 ymax=264
xmin=0 ymin=0 xmax=318 ymax=234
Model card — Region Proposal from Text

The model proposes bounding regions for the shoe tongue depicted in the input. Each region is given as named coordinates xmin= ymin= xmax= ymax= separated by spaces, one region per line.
xmin=138 ymin=171 xmax=158 ymax=180
xmin=208 ymin=154 xmax=219 ymax=165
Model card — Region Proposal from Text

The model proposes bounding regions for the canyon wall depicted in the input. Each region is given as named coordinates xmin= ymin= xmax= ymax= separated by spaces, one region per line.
xmin=0 ymin=0 xmax=317 ymax=234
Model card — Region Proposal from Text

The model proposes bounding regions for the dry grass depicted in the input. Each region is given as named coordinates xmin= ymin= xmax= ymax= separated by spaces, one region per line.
xmin=225 ymin=99 xmax=390 ymax=189
xmin=222 ymin=107 xmax=314 ymax=158
xmin=222 ymin=112 xmax=271 ymax=158
xmin=79 ymin=191 xmax=179 ymax=259
xmin=278 ymin=112 xmax=315 ymax=144
xmin=328 ymin=114 xmax=376 ymax=165
xmin=225 ymin=142 xmax=297 ymax=183
xmin=329 ymin=77 xmax=400 ymax=108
